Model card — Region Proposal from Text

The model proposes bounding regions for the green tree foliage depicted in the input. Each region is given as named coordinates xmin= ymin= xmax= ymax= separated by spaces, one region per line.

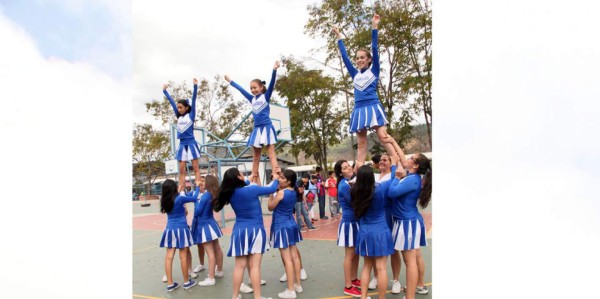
xmin=304 ymin=0 xmax=431 ymax=148
xmin=277 ymin=58 xmax=344 ymax=172
xmin=132 ymin=123 xmax=170 ymax=195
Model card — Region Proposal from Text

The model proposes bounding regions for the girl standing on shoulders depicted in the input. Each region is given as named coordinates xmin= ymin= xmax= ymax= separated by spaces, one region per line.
xmin=159 ymin=179 xmax=200 ymax=292
xmin=225 ymin=61 xmax=281 ymax=179
xmin=163 ymin=79 xmax=202 ymax=190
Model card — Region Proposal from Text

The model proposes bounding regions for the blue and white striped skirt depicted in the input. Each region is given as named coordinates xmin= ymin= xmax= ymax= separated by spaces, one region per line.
xmin=270 ymin=222 xmax=303 ymax=249
xmin=159 ymin=227 xmax=195 ymax=249
xmin=176 ymin=143 xmax=201 ymax=161
xmin=391 ymin=217 xmax=427 ymax=251
xmin=348 ymin=102 xmax=389 ymax=133
xmin=337 ymin=220 xmax=360 ymax=247
xmin=192 ymin=219 xmax=223 ymax=244
xmin=355 ymin=222 xmax=395 ymax=257
xmin=227 ymin=224 xmax=270 ymax=256
xmin=247 ymin=123 xmax=278 ymax=148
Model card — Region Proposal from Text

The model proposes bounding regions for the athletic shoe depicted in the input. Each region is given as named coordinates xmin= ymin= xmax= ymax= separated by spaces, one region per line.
xmin=280 ymin=273 xmax=287 ymax=282
xmin=294 ymin=283 xmax=303 ymax=293
xmin=321 ymin=216 xmax=329 ymax=220
xmin=300 ymin=228 xmax=307 ymax=232
xmin=351 ymin=279 xmax=362 ymax=289
xmin=343 ymin=286 xmax=361 ymax=297
xmin=240 ymin=282 xmax=253 ymax=293
xmin=198 ymin=277 xmax=216 ymax=286
xmin=162 ymin=274 xmax=168 ymax=283
xmin=391 ymin=280 xmax=402 ymax=294
xmin=277 ymin=289 xmax=297 ymax=299
xmin=234 ymin=295 xmax=242 ymax=299
xmin=215 ymin=266 xmax=224 ymax=278
xmin=368 ymin=277 xmax=377 ymax=290
xmin=248 ymin=279 xmax=267 ymax=286
xmin=183 ymin=279 xmax=196 ymax=290
xmin=193 ymin=264 xmax=206 ymax=273
xmin=300 ymin=268 xmax=307 ymax=280
xmin=308 ymin=226 xmax=318 ymax=231
xmin=189 ymin=271 xmax=198 ymax=279
xmin=416 ymin=286 xmax=429 ymax=295
xmin=261 ymin=297 xmax=273 ymax=299
xmin=166 ymin=282 xmax=179 ymax=292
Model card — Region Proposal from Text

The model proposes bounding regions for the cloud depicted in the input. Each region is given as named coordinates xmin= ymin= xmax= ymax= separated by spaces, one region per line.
xmin=0 ymin=10 xmax=131 ymax=298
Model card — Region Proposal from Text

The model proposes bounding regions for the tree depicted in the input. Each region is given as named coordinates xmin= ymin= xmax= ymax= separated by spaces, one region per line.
xmin=132 ymin=123 xmax=171 ymax=195
xmin=304 ymin=0 xmax=432 ymax=149
xmin=277 ymin=58 xmax=345 ymax=172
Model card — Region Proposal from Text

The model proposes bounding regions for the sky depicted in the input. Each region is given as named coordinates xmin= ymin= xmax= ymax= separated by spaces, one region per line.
xmin=1 ymin=0 xmax=600 ymax=298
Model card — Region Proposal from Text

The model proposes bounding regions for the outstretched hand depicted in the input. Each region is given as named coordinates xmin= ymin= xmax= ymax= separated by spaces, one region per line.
xmin=162 ymin=83 xmax=169 ymax=90
xmin=332 ymin=26 xmax=341 ymax=39
xmin=372 ymin=13 xmax=381 ymax=28
xmin=274 ymin=61 xmax=281 ymax=70
xmin=224 ymin=75 xmax=231 ymax=83
xmin=193 ymin=78 xmax=198 ymax=85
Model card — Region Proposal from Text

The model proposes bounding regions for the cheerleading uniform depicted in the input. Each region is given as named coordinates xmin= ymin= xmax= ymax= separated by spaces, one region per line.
xmin=336 ymin=177 xmax=359 ymax=247
xmin=229 ymin=69 xmax=278 ymax=148
xmin=270 ymin=189 xmax=303 ymax=248
xmin=192 ymin=191 xmax=223 ymax=244
xmin=338 ymin=29 xmax=388 ymax=133
xmin=388 ymin=173 xmax=427 ymax=251
xmin=159 ymin=187 xmax=200 ymax=248
xmin=164 ymin=84 xmax=200 ymax=161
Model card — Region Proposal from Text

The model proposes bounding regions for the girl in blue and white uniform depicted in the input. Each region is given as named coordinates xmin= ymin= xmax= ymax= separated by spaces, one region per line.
xmin=351 ymin=165 xmax=395 ymax=299
xmin=163 ymin=79 xmax=201 ymax=190
xmin=388 ymin=153 xmax=432 ymax=299
xmin=192 ymin=175 xmax=224 ymax=287
xmin=333 ymin=14 xmax=401 ymax=171
xmin=214 ymin=168 xmax=280 ymax=299
xmin=224 ymin=61 xmax=281 ymax=179
xmin=334 ymin=160 xmax=362 ymax=297
xmin=159 ymin=179 xmax=200 ymax=292
xmin=268 ymin=169 xmax=304 ymax=299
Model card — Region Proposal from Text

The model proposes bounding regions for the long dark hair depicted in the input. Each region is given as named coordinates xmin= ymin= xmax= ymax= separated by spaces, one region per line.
xmin=350 ymin=165 xmax=375 ymax=218
xmin=204 ymin=175 xmax=219 ymax=198
xmin=414 ymin=153 xmax=432 ymax=208
xmin=251 ymin=79 xmax=267 ymax=94
xmin=282 ymin=169 xmax=297 ymax=191
xmin=160 ymin=179 xmax=178 ymax=214
xmin=334 ymin=159 xmax=348 ymax=190
xmin=176 ymin=99 xmax=191 ymax=117
xmin=213 ymin=168 xmax=246 ymax=212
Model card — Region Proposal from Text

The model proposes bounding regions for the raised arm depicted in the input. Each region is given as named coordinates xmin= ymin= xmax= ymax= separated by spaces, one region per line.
xmin=163 ymin=84 xmax=179 ymax=115
xmin=267 ymin=189 xmax=284 ymax=211
xmin=224 ymin=74 xmax=253 ymax=102
xmin=333 ymin=26 xmax=357 ymax=78
xmin=178 ymin=186 xmax=201 ymax=204
xmin=190 ymin=78 xmax=198 ymax=119
xmin=388 ymin=175 xmax=419 ymax=198
xmin=371 ymin=14 xmax=380 ymax=76
xmin=264 ymin=61 xmax=280 ymax=101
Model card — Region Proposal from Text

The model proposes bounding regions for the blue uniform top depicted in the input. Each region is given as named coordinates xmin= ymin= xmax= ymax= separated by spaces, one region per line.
xmin=229 ymin=69 xmax=277 ymax=127
xmin=388 ymin=173 xmax=422 ymax=219
xmin=338 ymin=177 xmax=357 ymax=222
xmin=379 ymin=165 xmax=397 ymax=209
xmin=230 ymin=180 xmax=280 ymax=226
xmin=166 ymin=187 xmax=200 ymax=229
xmin=163 ymin=84 xmax=198 ymax=145
xmin=272 ymin=189 xmax=297 ymax=225
xmin=338 ymin=29 xmax=380 ymax=109
xmin=194 ymin=191 xmax=215 ymax=221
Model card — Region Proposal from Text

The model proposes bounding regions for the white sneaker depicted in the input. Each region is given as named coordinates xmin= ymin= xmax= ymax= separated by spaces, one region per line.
xmin=193 ymin=264 xmax=206 ymax=273
xmin=162 ymin=274 xmax=167 ymax=283
xmin=215 ymin=266 xmax=224 ymax=278
xmin=261 ymin=297 xmax=273 ymax=299
xmin=240 ymin=282 xmax=253 ymax=293
xmin=189 ymin=271 xmax=198 ymax=279
xmin=294 ymin=283 xmax=303 ymax=293
xmin=233 ymin=295 xmax=242 ymax=299
xmin=277 ymin=289 xmax=297 ymax=299
xmin=416 ymin=286 xmax=429 ymax=295
xmin=248 ymin=279 xmax=267 ymax=286
xmin=198 ymin=277 xmax=216 ymax=286
xmin=300 ymin=268 xmax=307 ymax=280
xmin=391 ymin=280 xmax=402 ymax=294
xmin=368 ymin=277 xmax=377 ymax=290
xmin=280 ymin=273 xmax=287 ymax=282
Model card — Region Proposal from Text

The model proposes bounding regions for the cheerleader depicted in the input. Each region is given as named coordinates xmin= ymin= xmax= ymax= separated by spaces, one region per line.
xmin=192 ymin=175 xmax=225 ymax=286
xmin=163 ymin=79 xmax=202 ymax=190
xmin=224 ymin=61 xmax=281 ymax=179
xmin=334 ymin=160 xmax=361 ymax=297
xmin=333 ymin=14 xmax=402 ymax=171
xmin=351 ymin=165 xmax=395 ymax=299
xmin=214 ymin=168 xmax=280 ymax=299
xmin=268 ymin=169 xmax=304 ymax=298
xmin=388 ymin=153 xmax=432 ymax=299
xmin=159 ymin=180 xmax=200 ymax=292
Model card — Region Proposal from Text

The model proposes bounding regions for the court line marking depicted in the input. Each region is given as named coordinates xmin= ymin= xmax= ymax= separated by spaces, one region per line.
xmin=133 ymin=245 xmax=159 ymax=254
xmin=319 ymin=282 xmax=432 ymax=299
xmin=132 ymin=294 xmax=165 ymax=299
